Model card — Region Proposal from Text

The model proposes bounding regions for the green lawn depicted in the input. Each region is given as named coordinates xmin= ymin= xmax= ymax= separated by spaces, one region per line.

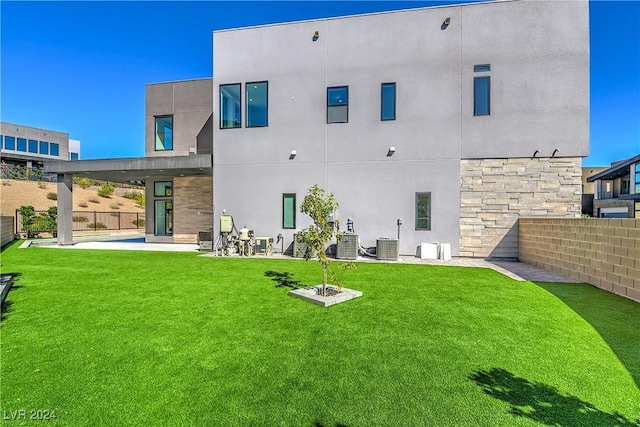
xmin=1 ymin=242 xmax=639 ymax=426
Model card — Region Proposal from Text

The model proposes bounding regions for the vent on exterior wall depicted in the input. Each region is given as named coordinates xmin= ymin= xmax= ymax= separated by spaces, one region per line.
xmin=376 ymin=238 xmax=399 ymax=261
xmin=189 ymin=146 xmax=197 ymax=155
xmin=337 ymin=234 xmax=359 ymax=260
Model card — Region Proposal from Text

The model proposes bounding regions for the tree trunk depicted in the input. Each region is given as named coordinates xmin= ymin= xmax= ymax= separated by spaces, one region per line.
xmin=322 ymin=264 xmax=327 ymax=296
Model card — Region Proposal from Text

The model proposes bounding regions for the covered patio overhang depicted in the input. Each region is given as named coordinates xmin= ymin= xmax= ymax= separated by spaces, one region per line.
xmin=44 ymin=155 xmax=213 ymax=245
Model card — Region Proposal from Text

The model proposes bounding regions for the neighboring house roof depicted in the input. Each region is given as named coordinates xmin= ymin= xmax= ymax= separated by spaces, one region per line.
xmin=586 ymin=154 xmax=640 ymax=182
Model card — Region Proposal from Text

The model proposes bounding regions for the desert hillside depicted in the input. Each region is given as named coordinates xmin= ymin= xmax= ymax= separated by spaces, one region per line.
xmin=1 ymin=179 xmax=144 ymax=216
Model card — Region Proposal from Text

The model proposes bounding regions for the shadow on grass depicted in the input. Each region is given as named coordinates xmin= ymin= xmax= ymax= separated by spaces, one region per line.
xmin=313 ymin=421 xmax=348 ymax=427
xmin=1 ymin=273 xmax=23 ymax=322
xmin=264 ymin=270 xmax=304 ymax=289
xmin=470 ymin=368 xmax=640 ymax=426
xmin=535 ymin=282 xmax=640 ymax=390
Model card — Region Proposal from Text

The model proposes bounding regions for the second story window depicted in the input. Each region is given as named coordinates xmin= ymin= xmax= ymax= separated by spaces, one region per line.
xmin=246 ymin=82 xmax=268 ymax=128
xmin=381 ymin=82 xmax=396 ymax=121
xmin=17 ymin=138 xmax=27 ymax=152
xmin=220 ymin=83 xmax=241 ymax=129
xmin=50 ymin=143 xmax=59 ymax=156
xmin=4 ymin=136 xmax=15 ymax=150
xmin=155 ymin=116 xmax=173 ymax=151
xmin=28 ymin=139 xmax=38 ymax=153
xmin=473 ymin=64 xmax=491 ymax=117
xmin=39 ymin=141 xmax=49 ymax=155
xmin=327 ymin=86 xmax=348 ymax=124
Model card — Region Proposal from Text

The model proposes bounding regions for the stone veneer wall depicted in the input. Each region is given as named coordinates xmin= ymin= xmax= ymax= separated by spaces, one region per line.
xmin=520 ymin=218 xmax=640 ymax=302
xmin=460 ymin=157 xmax=582 ymax=258
xmin=1 ymin=216 xmax=15 ymax=247
xmin=172 ymin=176 xmax=213 ymax=243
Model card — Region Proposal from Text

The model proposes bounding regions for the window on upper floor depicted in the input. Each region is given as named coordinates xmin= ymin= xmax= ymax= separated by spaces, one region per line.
xmin=636 ymin=164 xmax=640 ymax=193
xmin=327 ymin=86 xmax=348 ymax=124
xmin=246 ymin=82 xmax=268 ymax=128
xmin=50 ymin=143 xmax=59 ymax=156
xmin=474 ymin=64 xmax=491 ymax=117
xmin=17 ymin=138 xmax=27 ymax=152
xmin=0 ymin=135 xmax=2 ymax=149
xmin=381 ymin=82 xmax=396 ymax=121
xmin=282 ymin=193 xmax=296 ymax=229
xmin=39 ymin=141 xmax=49 ymax=155
xmin=4 ymin=136 xmax=15 ymax=150
xmin=70 ymin=152 xmax=79 ymax=161
xmin=28 ymin=139 xmax=38 ymax=153
xmin=220 ymin=83 xmax=241 ymax=129
xmin=415 ymin=192 xmax=432 ymax=231
xmin=155 ymin=116 xmax=173 ymax=151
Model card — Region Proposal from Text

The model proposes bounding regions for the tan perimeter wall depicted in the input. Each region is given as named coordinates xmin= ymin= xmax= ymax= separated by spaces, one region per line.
xmin=519 ymin=218 xmax=640 ymax=302
xmin=460 ymin=157 xmax=582 ymax=258
xmin=1 ymin=216 xmax=15 ymax=247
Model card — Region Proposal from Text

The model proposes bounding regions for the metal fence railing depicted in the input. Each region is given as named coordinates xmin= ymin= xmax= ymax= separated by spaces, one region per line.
xmin=15 ymin=210 xmax=145 ymax=234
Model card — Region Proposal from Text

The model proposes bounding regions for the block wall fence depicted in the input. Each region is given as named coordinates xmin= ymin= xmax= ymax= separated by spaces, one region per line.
xmin=519 ymin=218 xmax=640 ymax=303
xmin=1 ymin=216 xmax=16 ymax=248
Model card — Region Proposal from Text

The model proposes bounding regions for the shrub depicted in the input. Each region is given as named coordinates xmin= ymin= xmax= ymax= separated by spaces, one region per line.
xmin=18 ymin=205 xmax=38 ymax=238
xmin=46 ymin=192 xmax=57 ymax=200
xmin=78 ymin=201 xmax=89 ymax=208
xmin=73 ymin=215 xmax=89 ymax=223
xmin=110 ymin=203 xmax=120 ymax=210
xmin=38 ymin=181 xmax=48 ymax=189
xmin=132 ymin=218 xmax=145 ymax=227
xmin=76 ymin=178 xmax=92 ymax=189
xmin=87 ymin=222 xmax=107 ymax=230
xmin=88 ymin=196 xmax=100 ymax=204
xmin=97 ymin=184 xmax=115 ymax=198
xmin=123 ymin=191 xmax=145 ymax=208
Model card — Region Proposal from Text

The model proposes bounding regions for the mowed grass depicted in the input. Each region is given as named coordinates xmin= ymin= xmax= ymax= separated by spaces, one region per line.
xmin=1 ymin=242 xmax=639 ymax=426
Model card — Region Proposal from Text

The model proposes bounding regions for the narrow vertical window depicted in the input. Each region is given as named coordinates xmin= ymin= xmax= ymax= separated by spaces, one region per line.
xmin=220 ymin=83 xmax=241 ymax=128
xmin=327 ymin=86 xmax=348 ymax=123
xmin=4 ymin=136 xmax=15 ymax=150
xmin=50 ymin=143 xmax=59 ymax=156
xmin=246 ymin=81 xmax=268 ymax=127
xmin=474 ymin=77 xmax=490 ymax=116
xmin=415 ymin=192 xmax=431 ymax=230
xmin=635 ymin=201 xmax=640 ymax=219
xmin=70 ymin=152 xmax=79 ymax=160
xmin=154 ymin=181 xmax=173 ymax=236
xmin=155 ymin=116 xmax=173 ymax=151
xmin=635 ymin=164 xmax=640 ymax=194
xmin=283 ymin=193 xmax=296 ymax=229
xmin=28 ymin=139 xmax=38 ymax=153
xmin=0 ymin=135 xmax=3 ymax=149
xmin=17 ymin=138 xmax=27 ymax=152
xmin=39 ymin=141 xmax=49 ymax=155
xmin=381 ymin=82 xmax=396 ymax=121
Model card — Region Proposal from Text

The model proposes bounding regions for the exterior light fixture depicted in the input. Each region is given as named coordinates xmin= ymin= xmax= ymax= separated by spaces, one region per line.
xmin=289 ymin=150 xmax=297 ymax=160
xmin=387 ymin=147 xmax=396 ymax=156
xmin=313 ymin=31 xmax=319 ymax=42
xmin=442 ymin=17 xmax=451 ymax=30
xmin=444 ymin=17 xmax=451 ymax=25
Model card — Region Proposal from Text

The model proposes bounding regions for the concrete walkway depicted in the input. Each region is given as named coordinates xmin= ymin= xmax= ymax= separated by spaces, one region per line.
xmin=21 ymin=234 xmax=580 ymax=283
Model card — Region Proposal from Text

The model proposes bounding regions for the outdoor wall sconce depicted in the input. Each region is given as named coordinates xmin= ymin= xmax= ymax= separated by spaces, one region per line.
xmin=441 ymin=17 xmax=451 ymax=29
xmin=552 ymin=148 xmax=559 ymax=157
xmin=531 ymin=149 xmax=540 ymax=159
xmin=387 ymin=147 xmax=396 ymax=157
xmin=313 ymin=31 xmax=319 ymax=42
xmin=289 ymin=150 xmax=297 ymax=160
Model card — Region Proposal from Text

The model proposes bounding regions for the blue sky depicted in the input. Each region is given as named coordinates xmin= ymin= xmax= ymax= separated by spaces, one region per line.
xmin=1 ymin=1 xmax=638 ymax=167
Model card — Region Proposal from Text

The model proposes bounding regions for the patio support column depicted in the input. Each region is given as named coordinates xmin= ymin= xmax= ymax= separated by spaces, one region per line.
xmin=57 ymin=173 xmax=74 ymax=246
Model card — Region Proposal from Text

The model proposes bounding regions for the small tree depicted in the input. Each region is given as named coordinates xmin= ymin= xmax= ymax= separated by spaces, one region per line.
xmin=297 ymin=185 xmax=342 ymax=297
xmin=18 ymin=205 xmax=38 ymax=238
xmin=37 ymin=206 xmax=58 ymax=237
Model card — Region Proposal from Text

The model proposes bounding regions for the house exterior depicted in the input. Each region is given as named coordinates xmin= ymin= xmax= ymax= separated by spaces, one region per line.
xmin=587 ymin=154 xmax=640 ymax=218
xmin=1 ymin=122 xmax=80 ymax=179
xmin=47 ymin=0 xmax=589 ymax=258
xmin=210 ymin=0 xmax=589 ymax=257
